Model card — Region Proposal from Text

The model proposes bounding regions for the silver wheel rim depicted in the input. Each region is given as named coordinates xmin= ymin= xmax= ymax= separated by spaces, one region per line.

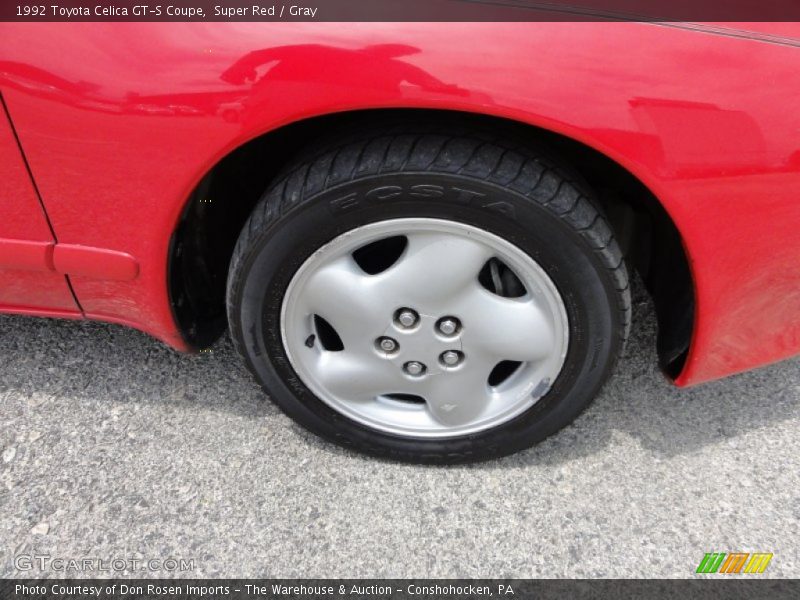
xmin=280 ymin=218 xmax=569 ymax=438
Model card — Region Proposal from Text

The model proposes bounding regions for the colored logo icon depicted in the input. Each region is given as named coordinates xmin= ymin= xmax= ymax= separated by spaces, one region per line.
xmin=696 ymin=552 xmax=773 ymax=574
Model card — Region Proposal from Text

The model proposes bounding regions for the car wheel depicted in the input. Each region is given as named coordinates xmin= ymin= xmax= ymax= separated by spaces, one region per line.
xmin=227 ymin=129 xmax=630 ymax=463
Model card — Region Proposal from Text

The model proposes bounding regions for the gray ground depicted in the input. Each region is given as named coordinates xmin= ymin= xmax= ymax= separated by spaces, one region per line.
xmin=1 ymin=287 xmax=798 ymax=579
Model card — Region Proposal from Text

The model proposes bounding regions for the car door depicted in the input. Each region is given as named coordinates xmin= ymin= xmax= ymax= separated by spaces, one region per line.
xmin=0 ymin=94 xmax=79 ymax=313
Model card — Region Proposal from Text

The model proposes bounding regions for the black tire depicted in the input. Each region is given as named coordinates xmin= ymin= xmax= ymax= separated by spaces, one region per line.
xmin=226 ymin=127 xmax=631 ymax=464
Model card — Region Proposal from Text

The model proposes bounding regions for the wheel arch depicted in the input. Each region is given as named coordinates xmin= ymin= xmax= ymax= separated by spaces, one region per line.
xmin=168 ymin=108 xmax=694 ymax=380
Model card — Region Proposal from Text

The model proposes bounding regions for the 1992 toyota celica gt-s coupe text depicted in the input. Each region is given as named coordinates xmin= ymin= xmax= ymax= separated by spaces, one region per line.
xmin=1 ymin=22 xmax=799 ymax=462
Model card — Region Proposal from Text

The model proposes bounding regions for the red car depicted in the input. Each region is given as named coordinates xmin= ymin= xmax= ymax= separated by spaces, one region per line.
xmin=1 ymin=22 xmax=799 ymax=462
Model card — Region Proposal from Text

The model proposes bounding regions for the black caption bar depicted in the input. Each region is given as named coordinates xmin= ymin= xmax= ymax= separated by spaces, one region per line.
xmin=4 ymin=580 xmax=800 ymax=600
xmin=4 ymin=0 xmax=800 ymax=21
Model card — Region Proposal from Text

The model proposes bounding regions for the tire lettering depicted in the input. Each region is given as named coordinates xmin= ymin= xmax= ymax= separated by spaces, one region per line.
xmin=248 ymin=323 xmax=262 ymax=356
xmin=481 ymin=200 xmax=516 ymax=217
xmin=409 ymin=184 xmax=444 ymax=198
xmin=365 ymin=185 xmax=402 ymax=201
xmin=451 ymin=186 xmax=486 ymax=204
xmin=329 ymin=192 xmax=359 ymax=212
xmin=589 ymin=339 xmax=603 ymax=370
xmin=328 ymin=183 xmax=505 ymax=213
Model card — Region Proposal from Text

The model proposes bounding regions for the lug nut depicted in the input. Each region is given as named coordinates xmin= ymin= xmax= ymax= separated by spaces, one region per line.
xmin=396 ymin=308 xmax=419 ymax=329
xmin=403 ymin=361 xmax=426 ymax=376
xmin=437 ymin=317 xmax=460 ymax=336
xmin=440 ymin=350 xmax=464 ymax=367
xmin=377 ymin=337 xmax=398 ymax=353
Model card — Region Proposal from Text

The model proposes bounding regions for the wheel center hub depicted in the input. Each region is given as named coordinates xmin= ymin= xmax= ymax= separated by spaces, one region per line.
xmin=375 ymin=311 xmax=465 ymax=378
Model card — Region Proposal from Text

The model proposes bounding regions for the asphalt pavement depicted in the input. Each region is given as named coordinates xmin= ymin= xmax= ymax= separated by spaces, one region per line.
xmin=1 ymin=284 xmax=798 ymax=578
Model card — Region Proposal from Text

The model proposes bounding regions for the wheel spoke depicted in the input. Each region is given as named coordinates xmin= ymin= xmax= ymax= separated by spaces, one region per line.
xmin=420 ymin=367 xmax=494 ymax=427
xmin=377 ymin=232 xmax=494 ymax=307
xmin=457 ymin=288 xmax=556 ymax=362
xmin=299 ymin=255 xmax=390 ymax=346
xmin=314 ymin=352 xmax=401 ymax=402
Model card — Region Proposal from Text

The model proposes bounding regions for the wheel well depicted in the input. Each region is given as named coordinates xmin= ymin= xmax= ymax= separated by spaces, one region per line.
xmin=168 ymin=109 xmax=694 ymax=378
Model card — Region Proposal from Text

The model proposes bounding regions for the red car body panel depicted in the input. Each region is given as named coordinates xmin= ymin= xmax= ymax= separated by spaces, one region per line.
xmin=0 ymin=99 xmax=79 ymax=313
xmin=1 ymin=22 xmax=799 ymax=386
